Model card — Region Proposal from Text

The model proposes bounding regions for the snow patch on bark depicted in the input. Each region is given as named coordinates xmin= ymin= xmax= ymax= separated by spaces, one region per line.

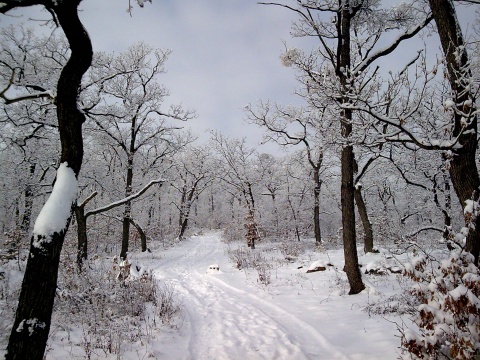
xmin=33 ymin=163 xmax=77 ymax=243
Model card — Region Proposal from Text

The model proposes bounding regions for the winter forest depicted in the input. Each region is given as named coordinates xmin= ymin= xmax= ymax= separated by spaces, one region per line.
xmin=1 ymin=0 xmax=480 ymax=359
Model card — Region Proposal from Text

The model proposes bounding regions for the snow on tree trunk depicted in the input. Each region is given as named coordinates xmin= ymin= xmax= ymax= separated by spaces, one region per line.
xmin=6 ymin=1 xmax=93 ymax=358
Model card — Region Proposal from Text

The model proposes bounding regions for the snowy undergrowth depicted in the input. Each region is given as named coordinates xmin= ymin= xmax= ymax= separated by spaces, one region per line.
xmin=2 ymin=232 xmax=476 ymax=359
xmin=47 ymin=255 xmax=182 ymax=359
xmin=226 ymin=237 xmax=480 ymax=359
xmin=400 ymin=250 xmax=480 ymax=359
xmin=0 ymin=246 xmax=182 ymax=360
xmin=0 ymin=258 xmax=24 ymax=354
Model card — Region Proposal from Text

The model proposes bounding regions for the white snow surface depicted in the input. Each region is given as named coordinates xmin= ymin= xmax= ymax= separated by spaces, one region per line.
xmin=33 ymin=163 xmax=77 ymax=240
xmin=113 ymin=232 xmax=402 ymax=360
xmin=11 ymin=232 xmax=410 ymax=359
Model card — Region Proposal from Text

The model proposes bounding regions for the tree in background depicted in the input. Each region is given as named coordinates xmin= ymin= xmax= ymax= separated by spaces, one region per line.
xmin=211 ymin=132 xmax=262 ymax=249
xmin=83 ymin=43 xmax=194 ymax=259
xmin=246 ymin=102 xmax=330 ymax=244
xmin=170 ymin=145 xmax=215 ymax=239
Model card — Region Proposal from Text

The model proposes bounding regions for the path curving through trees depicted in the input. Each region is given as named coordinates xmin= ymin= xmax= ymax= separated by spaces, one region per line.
xmin=152 ymin=233 xmax=347 ymax=360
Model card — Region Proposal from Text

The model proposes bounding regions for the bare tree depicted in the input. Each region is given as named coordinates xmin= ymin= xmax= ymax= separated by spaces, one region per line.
xmin=84 ymin=43 xmax=194 ymax=259
xmin=336 ymin=1 xmax=480 ymax=264
xmin=257 ymin=153 xmax=284 ymax=237
xmin=169 ymin=146 xmax=215 ymax=239
xmin=0 ymin=25 xmax=65 ymax=243
xmin=211 ymin=132 xmax=261 ymax=248
xmin=261 ymin=0 xmax=433 ymax=293
xmin=246 ymin=103 xmax=328 ymax=244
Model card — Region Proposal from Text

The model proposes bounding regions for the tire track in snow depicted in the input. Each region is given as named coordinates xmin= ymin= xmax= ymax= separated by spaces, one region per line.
xmin=205 ymin=274 xmax=347 ymax=359
xmin=153 ymin=233 xmax=348 ymax=360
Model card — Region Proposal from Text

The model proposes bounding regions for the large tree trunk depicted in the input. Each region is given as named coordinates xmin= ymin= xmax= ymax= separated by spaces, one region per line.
xmin=120 ymin=147 xmax=135 ymax=259
xmin=313 ymin=171 xmax=322 ymax=244
xmin=6 ymin=2 xmax=92 ymax=359
xmin=338 ymin=2 xmax=365 ymax=295
xmin=178 ymin=211 xmax=189 ymax=239
xmin=428 ymin=0 xmax=480 ymax=265
xmin=354 ymin=185 xmax=374 ymax=253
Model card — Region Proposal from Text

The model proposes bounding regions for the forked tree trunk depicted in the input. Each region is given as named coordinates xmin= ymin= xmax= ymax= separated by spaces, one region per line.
xmin=6 ymin=2 xmax=93 ymax=359
xmin=129 ymin=218 xmax=147 ymax=252
xmin=428 ymin=0 xmax=480 ymax=265
xmin=76 ymin=180 xmax=160 ymax=266
xmin=354 ymin=185 xmax=374 ymax=253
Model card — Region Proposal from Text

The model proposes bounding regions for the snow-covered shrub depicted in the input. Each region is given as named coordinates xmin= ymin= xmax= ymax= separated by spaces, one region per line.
xmin=364 ymin=293 xmax=418 ymax=316
xmin=0 ymin=259 xmax=26 ymax=353
xmin=256 ymin=262 xmax=271 ymax=286
xmin=280 ymin=241 xmax=300 ymax=261
xmin=227 ymin=246 xmax=269 ymax=271
xmin=154 ymin=281 xmax=182 ymax=326
xmin=400 ymin=251 xmax=480 ymax=359
xmin=227 ymin=246 xmax=272 ymax=286
xmin=53 ymin=256 xmax=180 ymax=357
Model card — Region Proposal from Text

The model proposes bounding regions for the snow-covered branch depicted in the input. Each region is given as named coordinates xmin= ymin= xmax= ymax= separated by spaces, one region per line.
xmin=86 ymin=179 xmax=163 ymax=218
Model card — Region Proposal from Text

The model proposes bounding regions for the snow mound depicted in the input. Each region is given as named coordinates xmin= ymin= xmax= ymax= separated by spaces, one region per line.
xmin=206 ymin=264 xmax=221 ymax=274
xmin=306 ymin=260 xmax=331 ymax=273
xmin=364 ymin=260 xmax=388 ymax=275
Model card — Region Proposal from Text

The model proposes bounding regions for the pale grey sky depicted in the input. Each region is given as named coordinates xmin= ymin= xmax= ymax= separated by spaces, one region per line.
xmin=78 ymin=0 xmax=305 ymax=151
xmin=1 ymin=1 xmax=478 ymax=153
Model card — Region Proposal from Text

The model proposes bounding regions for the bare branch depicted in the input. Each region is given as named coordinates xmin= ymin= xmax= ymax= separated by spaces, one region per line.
xmin=86 ymin=179 xmax=163 ymax=218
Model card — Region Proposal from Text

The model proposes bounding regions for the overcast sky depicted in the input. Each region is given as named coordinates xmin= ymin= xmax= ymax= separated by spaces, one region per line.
xmin=79 ymin=0 xmax=304 ymax=152
xmin=1 ymin=1 xmax=478 ymax=153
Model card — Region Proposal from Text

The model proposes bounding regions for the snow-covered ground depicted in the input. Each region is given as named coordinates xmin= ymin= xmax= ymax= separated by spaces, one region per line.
xmin=1 ymin=231 xmax=416 ymax=359
xmin=132 ymin=231 xmax=408 ymax=359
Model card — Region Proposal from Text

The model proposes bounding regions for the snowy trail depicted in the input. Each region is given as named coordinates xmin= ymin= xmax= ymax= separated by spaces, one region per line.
xmin=152 ymin=232 xmax=348 ymax=360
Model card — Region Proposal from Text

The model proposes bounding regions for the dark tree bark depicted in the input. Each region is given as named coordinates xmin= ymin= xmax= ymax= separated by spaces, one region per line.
xmin=442 ymin=169 xmax=452 ymax=240
xmin=313 ymin=166 xmax=322 ymax=244
xmin=20 ymin=164 xmax=36 ymax=238
xmin=129 ymin=218 xmax=147 ymax=252
xmin=428 ymin=0 xmax=480 ymax=265
xmin=75 ymin=205 xmax=88 ymax=265
xmin=178 ymin=210 xmax=190 ymax=239
xmin=74 ymin=191 xmax=97 ymax=267
xmin=5 ymin=1 xmax=93 ymax=359
xmin=337 ymin=2 xmax=365 ymax=295
xmin=178 ymin=174 xmax=208 ymax=239
xmin=354 ymin=185 xmax=374 ymax=253
xmin=121 ymin=134 xmax=135 ymax=260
